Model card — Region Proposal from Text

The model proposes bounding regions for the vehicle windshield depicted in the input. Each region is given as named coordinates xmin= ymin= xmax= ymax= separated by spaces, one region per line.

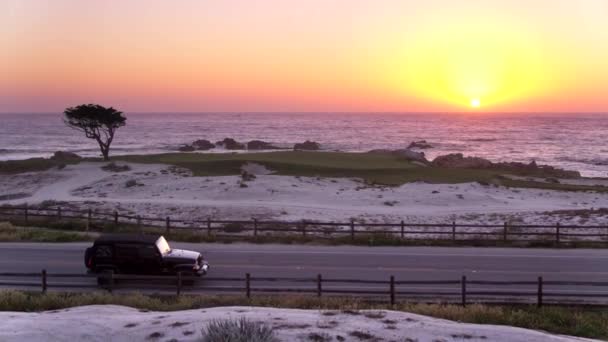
xmin=155 ymin=236 xmax=171 ymax=255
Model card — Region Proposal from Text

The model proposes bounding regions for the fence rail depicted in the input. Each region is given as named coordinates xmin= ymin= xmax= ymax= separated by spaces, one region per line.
xmin=1 ymin=270 xmax=608 ymax=306
xmin=1 ymin=205 xmax=607 ymax=244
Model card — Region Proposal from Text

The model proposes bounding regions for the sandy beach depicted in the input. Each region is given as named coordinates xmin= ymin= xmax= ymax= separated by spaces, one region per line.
xmin=0 ymin=305 xmax=595 ymax=342
xmin=1 ymin=161 xmax=607 ymax=227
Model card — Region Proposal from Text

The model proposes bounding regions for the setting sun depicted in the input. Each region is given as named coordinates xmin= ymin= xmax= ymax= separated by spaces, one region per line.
xmin=471 ymin=99 xmax=481 ymax=108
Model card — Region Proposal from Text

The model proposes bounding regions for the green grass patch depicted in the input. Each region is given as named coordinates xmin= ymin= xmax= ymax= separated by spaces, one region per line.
xmin=0 ymin=222 xmax=96 ymax=242
xmin=0 ymin=158 xmax=73 ymax=174
xmin=115 ymin=152 xmax=608 ymax=191
xmin=0 ymin=291 xmax=606 ymax=339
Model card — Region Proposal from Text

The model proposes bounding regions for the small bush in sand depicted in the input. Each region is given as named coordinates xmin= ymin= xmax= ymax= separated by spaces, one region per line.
xmin=307 ymin=332 xmax=332 ymax=341
xmin=102 ymin=162 xmax=131 ymax=173
xmin=200 ymin=317 xmax=278 ymax=342
xmin=125 ymin=179 xmax=138 ymax=188
xmin=241 ymin=170 xmax=256 ymax=182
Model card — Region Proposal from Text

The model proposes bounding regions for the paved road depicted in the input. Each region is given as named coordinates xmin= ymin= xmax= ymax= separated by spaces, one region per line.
xmin=1 ymin=243 xmax=608 ymax=302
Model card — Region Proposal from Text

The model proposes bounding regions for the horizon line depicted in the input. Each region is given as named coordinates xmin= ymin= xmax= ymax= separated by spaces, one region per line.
xmin=1 ymin=111 xmax=607 ymax=115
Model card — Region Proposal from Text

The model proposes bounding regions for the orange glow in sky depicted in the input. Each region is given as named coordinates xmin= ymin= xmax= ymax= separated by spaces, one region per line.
xmin=1 ymin=0 xmax=607 ymax=112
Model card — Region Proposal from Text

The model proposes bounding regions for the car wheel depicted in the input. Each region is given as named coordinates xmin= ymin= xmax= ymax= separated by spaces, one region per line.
xmin=96 ymin=269 xmax=114 ymax=286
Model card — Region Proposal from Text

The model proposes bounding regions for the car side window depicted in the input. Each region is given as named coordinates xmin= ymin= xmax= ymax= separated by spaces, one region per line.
xmin=115 ymin=244 xmax=139 ymax=260
xmin=95 ymin=245 xmax=112 ymax=258
xmin=138 ymin=244 xmax=159 ymax=260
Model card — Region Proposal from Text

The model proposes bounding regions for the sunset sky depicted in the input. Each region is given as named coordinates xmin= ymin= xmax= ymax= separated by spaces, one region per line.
xmin=1 ymin=0 xmax=607 ymax=113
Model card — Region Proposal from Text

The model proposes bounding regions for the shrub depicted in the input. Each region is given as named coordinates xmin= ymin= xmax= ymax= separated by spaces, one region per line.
xmin=102 ymin=162 xmax=131 ymax=173
xmin=200 ymin=317 xmax=278 ymax=342
xmin=222 ymin=223 xmax=246 ymax=233
xmin=125 ymin=179 xmax=138 ymax=188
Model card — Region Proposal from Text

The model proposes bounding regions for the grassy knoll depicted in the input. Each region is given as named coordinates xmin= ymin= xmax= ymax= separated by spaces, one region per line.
xmin=116 ymin=151 xmax=608 ymax=191
xmin=0 ymin=158 xmax=72 ymax=174
xmin=1 ymin=291 xmax=606 ymax=339
xmin=0 ymin=222 xmax=96 ymax=242
xmin=1 ymin=151 xmax=606 ymax=191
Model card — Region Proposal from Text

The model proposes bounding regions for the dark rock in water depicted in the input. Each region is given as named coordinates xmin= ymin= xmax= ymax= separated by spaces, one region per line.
xmin=293 ymin=140 xmax=320 ymax=151
xmin=192 ymin=139 xmax=215 ymax=150
xmin=216 ymin=138 xmax=245 ymax=150
xmin=431 ymin=153 xmax=492 ymax=168
xmin=247 ymin=140 xmax=281 ymax=150
xmin=178 ymin=145 xmax=195 ymax=152
xmin=407 ymin=140 xmax=433 ymax=149
xmin=50 ymin=151 xmax=81 ymax=161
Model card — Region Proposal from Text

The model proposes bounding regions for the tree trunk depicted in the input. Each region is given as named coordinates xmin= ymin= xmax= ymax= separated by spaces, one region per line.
xmin=97 ymin=139 xmax=110 ymax=161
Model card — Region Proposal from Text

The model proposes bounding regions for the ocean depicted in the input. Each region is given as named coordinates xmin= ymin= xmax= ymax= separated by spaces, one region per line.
xmin=1 ymin=112 xmax=607 ymax=177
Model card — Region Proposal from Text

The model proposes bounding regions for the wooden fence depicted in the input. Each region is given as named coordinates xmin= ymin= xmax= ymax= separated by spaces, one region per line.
xmin=1 ymin=270 xmax=608 ymax=306
xmin=1 ymin=205 xmax=608 ymax=244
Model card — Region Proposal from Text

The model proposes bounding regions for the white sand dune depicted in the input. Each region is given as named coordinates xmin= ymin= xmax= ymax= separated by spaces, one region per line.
xmin=0 ymin=305 xmax=597 ymax=342
xmin=1 ymin=162 xmax=607 ymax=225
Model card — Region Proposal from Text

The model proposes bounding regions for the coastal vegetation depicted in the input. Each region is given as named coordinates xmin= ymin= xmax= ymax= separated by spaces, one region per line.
xmin=63 ymin=104 xmax=127 ymax=161
xmin=1 ymin=150 xmax=605 ymax=192
xmin=0 ymin=291 xmax=606 ymax=339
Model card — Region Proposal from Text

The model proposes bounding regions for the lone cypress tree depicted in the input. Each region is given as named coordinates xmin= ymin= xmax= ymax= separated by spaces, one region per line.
xmin=63 ymin=104 xmax=126 ymax=160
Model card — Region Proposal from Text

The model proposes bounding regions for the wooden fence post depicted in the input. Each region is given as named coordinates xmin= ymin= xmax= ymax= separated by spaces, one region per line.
xmin=86 ymin=208 xmax=92 ymax=231
xmin=390 ymin=275 xmax=395 ymax=306
xmin=245 ymin=273 xmax=251 ymax=299
xmin=108 ymin=270 xmax=114 ymax=293
xmin=317 ymin=274 xmax=322 ymax=297
xmin=176 ymin=272 xmax=182 ymax=296
xmin=452 ymin=221 xmax=456 ymax=241
xmin=24 ymin=203 xmax=29 ymax=224
xmin=537 ymin=276 xmax=543 ymax=308
xmin=57 ymin=207 xmax=62 ymax=220
xmin=253 ymin=218 xmax=258 ymax=237
xmin=461 ymin=275 xmax=467 ymax=307
xmin=503 ymin=221 xmax=508 ymax=242
xmin=136 ymin=215 xmax=142 ymax=232
xmin=114 ymin=211 xmax=118 ymax=226
xmin=556 ymin=222 xmax=560 ymax=244
xmin=41 ymin=269 xmax=47 ymax=293
xmin=166 ymin=216 xmax=171 ymax=233
xmin=207 ymin=218 xmax=212 ymax=236
xmin=400 ymin=220 xmax=405 ymax=239
xmin=350 ymin=220 xmax=355 ymax=240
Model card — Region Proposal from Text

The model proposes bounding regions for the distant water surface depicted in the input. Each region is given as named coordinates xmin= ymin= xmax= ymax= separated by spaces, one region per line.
xmin=0 ymin=112 xmax=606 ymax=177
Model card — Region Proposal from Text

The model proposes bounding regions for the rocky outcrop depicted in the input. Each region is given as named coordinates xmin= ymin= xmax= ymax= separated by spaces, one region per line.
xmin=178 ymin=145 xmax=195 ymax=152
xmin=192 ymin=139 xmax=215 ymax=150
xmin=50 ymin=151 xmax=81 ymax=161
xmin=392 ymin=149 xmax=428 ymax=163
xmin=431 ymin=153 xmax=581 ymax=178
xmin=407 ymin=140 xmax=433 ymax=149
xmin=494 ymin=160 xmax=581 ymax=178
xmin=431 ymin=153 xmax=492 ymax=168
xmin=216 ymin=138 xmax=245 ymax=150
xmin=367 ymin=149 xmax=429 ymax=164
xmin=293 ymin=140 xmax=320 ymax=151
xmin=247 ymin=140 xmax=281 ymax=150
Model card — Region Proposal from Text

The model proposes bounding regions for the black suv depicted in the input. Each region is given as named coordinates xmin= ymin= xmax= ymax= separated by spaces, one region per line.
xmin=84 ymin=234 xmax=209 ymax=276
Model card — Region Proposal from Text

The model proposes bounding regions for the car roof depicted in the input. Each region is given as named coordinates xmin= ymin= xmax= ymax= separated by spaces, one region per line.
xmin=94 ymin=234 xmax=161 ymax=245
